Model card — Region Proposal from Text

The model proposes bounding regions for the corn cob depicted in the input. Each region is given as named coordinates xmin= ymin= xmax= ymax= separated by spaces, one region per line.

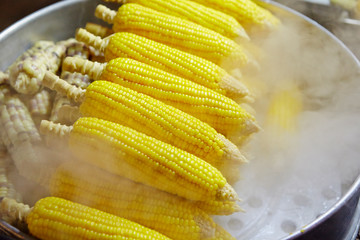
xmin=0 ymin=71 xmax=9 ymax=85
xmin=0 ymin=92 xmax=41 ymax=149
xmin=20 ymin=89 xmax=54 ymax=126
xmin=49 ymin=93 xmax=73 ymax=123
xmin=49 ymin=160 xmax=234 ymax=239
xmin=7 ymin=41 xmax=66 ymax=94
xmin=42 ymin=72 xmax=247 ymax=170
xmin=85 ymin=22 xmax=114 ymax=38
xmin=59 ymin=38 xmax=91 ymax=60
xmin=76 ymin=29 xmax=249 ymax=99
xmin=62 ymin=57 xmax=258 ymax=136
xmin=48 ymin=39 xmax=91 ymax=125
xmin=0 ymin=140 xmax=22 ymax=204
xmin=0 ymin=197 xmax=171 ymax=240
xmin=40 ymin=118 xmax=238 ymax=202
xmin=102 ymin=0 xmax=248 ymax=39
xmin=189 ymin=0 xmax=280 ymax=34
xmin=266 ymin=85 xmax=303 ymax=133
xmin=95 ymin=4 xmax=255 ymax=68
xmin=0 ymin=86 xmax=60 ymax=184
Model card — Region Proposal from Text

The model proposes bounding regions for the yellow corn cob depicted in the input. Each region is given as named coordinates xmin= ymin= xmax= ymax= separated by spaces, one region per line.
xmin=62 ymin=57 xmax=258 ymax=136
xmin=42 ymin=74 xmax=245 ymax=180
xmin=0 ymin=197 xmax=171 ymax=240
xmin=95 ymin=4 xmax=254 ymax=68
xmin=85 ymin=22 xmax=114 ymax=38
xmin=7 ymin=41 xmax=66 ymax=94
xmin=40 ymin=118 xmax=238 ymax=202
xmin=75 ymin=29 xmax=249 ymax=99
xmin=189 ymin=0 xmax=280 ymax=34
xmin=266 ymin=85 xmax=303 ymax=133
xmin=102 ymin=0 xmax=248 ymax=39
xmin=50 ymin=160 xmax=231 ymax=240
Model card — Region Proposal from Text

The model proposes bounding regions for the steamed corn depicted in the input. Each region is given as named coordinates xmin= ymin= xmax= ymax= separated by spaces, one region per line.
xmin=75 ymin=29 xmax=249 ymax=99
xmin=0 ymin=197 xmax=171 ymax=240
xmin=62 ymin=57 xmax=258 ymax=135
xmin=40 ymin=117 xmax=238 ymax=202
xmin=95 ymin=4 xmax=254 ymax=67
xmin=102 ymin=0 xmax=249 ymax=39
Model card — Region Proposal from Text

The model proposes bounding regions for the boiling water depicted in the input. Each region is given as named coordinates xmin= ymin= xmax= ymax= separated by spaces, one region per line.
xmin=217 ymin=10 xmax=360 ymax=239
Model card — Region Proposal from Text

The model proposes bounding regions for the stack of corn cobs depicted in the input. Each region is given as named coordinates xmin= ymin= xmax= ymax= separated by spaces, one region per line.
xmin=0 ymin=0 xmax=280 ymax=239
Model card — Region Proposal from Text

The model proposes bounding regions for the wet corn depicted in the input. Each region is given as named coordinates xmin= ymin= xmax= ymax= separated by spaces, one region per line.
xmin=40 ymin=118 xmax=238 ymax=202
xmin=0 ymin=197 xmax=171 ymax=240
xmin=75 ymin=29 xmax=249 ymax=99
xmin=102 ymin=0 xmax=249 ymax=39
xmin=50 ymin=161 xmax=228 ymax=240
xmin=42 ymin=74 xmax=246 ymax=179
xmin=95 ymin=4 xmax=253 ymax=67
xmin=189 ymin=0 xmax=280 ymax=34
xmin=62 ymin=57 xmax=258 ymax=136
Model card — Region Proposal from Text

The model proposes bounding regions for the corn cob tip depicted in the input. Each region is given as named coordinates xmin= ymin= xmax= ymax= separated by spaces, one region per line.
xmin=0 ymin=198 xmax=31 ymax=225
xmin=63 ymin=56 xmax=105 ymax=80
xmin=40 ymin=120 xmax=72 ymax=140
xmin=95 ymin=4 xmax=116 ymax=24
xmin=57 ymin=105 xmax=81 ymax=125
xmin=194 ymin=215 xmax=216 ymax=239
xmin=217 ymin=183 xmax=239 ymax=202
xmin=85 ymin=23 xmax=113 ymax=38
xmin=237 ymin=26 xmax=251 ymax=41
xmin=42 ymin=71 xmax=85 ymax=103
xmin=75 ymin=28 xmax=107 ymax=53
xmin=217 ymin=134 xmax=248 ymax=164
xmin=219 ymin=74 xmax=250 ymax=99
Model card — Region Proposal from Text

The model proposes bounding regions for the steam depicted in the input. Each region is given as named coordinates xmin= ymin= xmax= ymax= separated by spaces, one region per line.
xmin=216 ymin=6 xmax=360 ymax=240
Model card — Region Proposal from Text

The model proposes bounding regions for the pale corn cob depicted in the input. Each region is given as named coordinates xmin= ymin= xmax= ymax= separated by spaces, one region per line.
xmin=85 ymin=22 xmax=114 ymax=38
xmin=49 ymin=161 xmax=235 ymax=239
xmin=40 ymin=118 xmax=238 ymax=202
xmin=48 ymin=39 xmax=91 ymax=125
xmin=75 ymin=29 xmax=250 ymax=99
xmin=49 ymin=93 xmax=73 ymax=123
xmin=7 ymin=41 xmax=66 ymax=94
xmin=189 ymin=0 xmax=280 ymax=34
xmin=0 ymin=197 xmax=171 ymax=240
xmin=102 ymin=0 xmax=249 ymax=39
xmin=0 ymin=71 xmax=9 ymax=85
xmin=59 ymin=38 xmax=91 ymax=60
xmin=0 ymin=140 xmax=22 ymax=204
xmin=62 ymin=57 xmax=258 ymax=136
xmin=20 ymin=89 xmax=53 ymax=126
xmin=0 ymin=150 xmax=24 ymax=229
xmin=0 ymin=93 xmax=41 ymax=149
xmin=0 ymin=87 xmax=58 ymax=184
xmin=42 ymin=72 xmax=247 ymax=174
xmin=95 ymin=4 xmax=255 ymax=68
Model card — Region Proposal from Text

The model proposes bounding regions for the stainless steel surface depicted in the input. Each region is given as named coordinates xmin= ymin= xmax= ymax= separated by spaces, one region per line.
xmin=0 ymin=0 xmax=359 ymax=239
